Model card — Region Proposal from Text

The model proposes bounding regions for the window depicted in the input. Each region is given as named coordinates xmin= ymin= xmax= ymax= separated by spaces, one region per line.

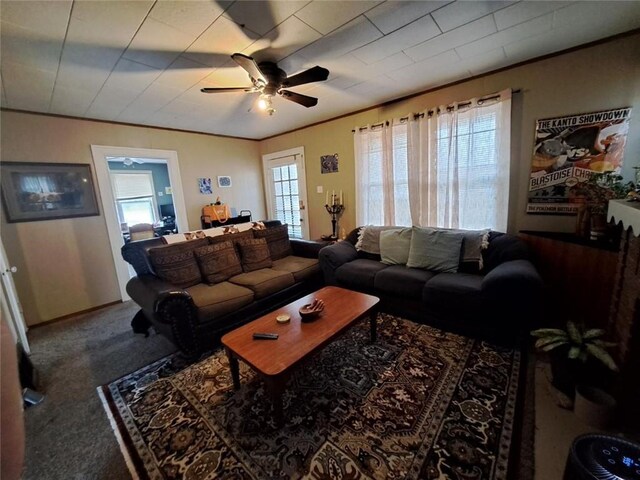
xmin=355 ymin=123 xmax=411 ymax=227
xmin=355 ymin=90 xmax=511 ymax=231
xmin=110 ymin=172 xmax=157 ymax=226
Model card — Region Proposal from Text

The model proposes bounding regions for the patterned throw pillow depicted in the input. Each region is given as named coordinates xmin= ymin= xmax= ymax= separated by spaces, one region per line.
xmin=193 ymin=241 xmax=242 ymax=284
xmin=253 ymin=225 xmax=292 ymax=260
xmin=222 ymin=225 xmax=240 ymax=235
xmin=208 ymin=229 xmax=254 ymax=249
xmin=183 ymin=230 xmax=206 ymax=241
xmin=148 ymin=238 xmax=208 ymax=288
xmin=251 ymin=221 xmax=266 ymax=230
xmin=237 ymin=238 xmax=273 ymax=272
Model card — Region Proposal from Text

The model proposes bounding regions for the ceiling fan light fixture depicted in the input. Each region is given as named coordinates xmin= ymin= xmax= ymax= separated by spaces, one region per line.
xmin=257 ymin=94 xmax=270 ymax=111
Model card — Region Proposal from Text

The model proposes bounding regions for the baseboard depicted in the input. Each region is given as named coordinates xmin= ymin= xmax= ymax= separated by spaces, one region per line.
xmin=29 ymin=300 xmax=123 ymax=329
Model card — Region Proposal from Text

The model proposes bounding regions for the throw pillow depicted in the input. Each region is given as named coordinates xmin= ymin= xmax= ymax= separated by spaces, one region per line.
xmin=454 ymin=229 xmax=490 ymax=272
xmin=355 ymin=226 xmax=396 ymax=255
xmin=253 ymin=224 xmax=292 ymax=260
xmin=193 ymin=241 xmax=242 ymax=284
xmin=379 ymin=228 xmax=413 ymax=265
xmin=183 ymin=230 xmax=206 ymax=241
xmin=237 ymin=238 xmax=273 ymax=272
xmin=148 ymin=238 xmax=208 ymax=288
xmin=406 ymin=227 xmax=464 ymax=273
xmin=208 ymin=229 xmax=254 ymax=251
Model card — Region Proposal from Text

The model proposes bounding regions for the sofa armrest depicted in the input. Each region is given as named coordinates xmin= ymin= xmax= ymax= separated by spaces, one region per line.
xmin=126 ymin=275 xmax=201 ymax=357
xmin=318 ymin=241 xmax=358 ymax=285
xmin=126 ymin=275 xmax=193 ymax=317
xmin=481 ymin=259 xmax=542 ymax=300
xmin=290 ymin=238 xmax=326 ymax=258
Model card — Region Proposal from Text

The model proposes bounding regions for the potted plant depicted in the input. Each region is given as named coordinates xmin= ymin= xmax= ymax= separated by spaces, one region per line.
xmin=531 ymin=321 xmax=618 ymax=400
xmin=571 ymin=172 xmax=635 ymax=238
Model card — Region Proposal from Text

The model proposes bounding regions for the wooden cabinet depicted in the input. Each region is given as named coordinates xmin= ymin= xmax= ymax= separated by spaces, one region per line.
xmin=519 ymin=231 xmax=619 ymax=329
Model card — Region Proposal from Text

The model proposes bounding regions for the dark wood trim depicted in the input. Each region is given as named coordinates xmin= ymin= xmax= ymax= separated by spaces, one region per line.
xmin=259 ymin=28 xmax=640 ymax=141
xmin=0 ymin=108 xmax=260 ymax=142
xmin=29 ymin=300 xmax=123 ymax=328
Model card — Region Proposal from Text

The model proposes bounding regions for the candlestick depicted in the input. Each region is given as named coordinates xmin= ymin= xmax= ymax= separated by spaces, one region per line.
xmin=324 ymin=198 xmax=345 ymax=240
xmin=325 ymin=190 xmax=328 ymax=205
xmin=340 ymin=190 xmax=343 ymax=205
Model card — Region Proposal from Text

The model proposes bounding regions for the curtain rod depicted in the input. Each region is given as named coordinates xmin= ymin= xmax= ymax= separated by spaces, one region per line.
xmin=352 ymin=89 xmax=521 ymax=132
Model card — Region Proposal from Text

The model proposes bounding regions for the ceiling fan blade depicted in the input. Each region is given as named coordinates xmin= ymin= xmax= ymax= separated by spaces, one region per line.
xmin=283 ymin=66 xmax=329 ymax=88
xmin=201 ymin=87 xmax=257 ymax=93
xmin=279 ymin=90 xmax=318 ymax=108
xmin=231 ymin=53 xmax=267 ymax=84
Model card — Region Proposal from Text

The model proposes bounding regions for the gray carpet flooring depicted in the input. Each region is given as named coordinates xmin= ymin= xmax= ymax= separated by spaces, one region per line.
xmin=23 ymin=301 xmax=175 ymax=480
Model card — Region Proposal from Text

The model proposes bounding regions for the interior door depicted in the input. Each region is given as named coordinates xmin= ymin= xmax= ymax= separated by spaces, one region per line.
xmin=0 ymin=239 xmax=30 ymax=353
xmin=263 ymin=147 xmax=309 ymax=239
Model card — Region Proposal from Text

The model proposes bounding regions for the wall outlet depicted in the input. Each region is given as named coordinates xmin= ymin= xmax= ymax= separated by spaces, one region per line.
xmin=317 ymin=186 xmax=323 ymax=193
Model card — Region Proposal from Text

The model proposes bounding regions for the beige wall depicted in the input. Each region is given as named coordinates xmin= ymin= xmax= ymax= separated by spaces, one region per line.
xmin=0 ymin=112 xmax=264 ymax=325
xmin=2 ymin=34 xmax=638 ymax=325
xmin=261 ymin=34 xmax=640 ymax=240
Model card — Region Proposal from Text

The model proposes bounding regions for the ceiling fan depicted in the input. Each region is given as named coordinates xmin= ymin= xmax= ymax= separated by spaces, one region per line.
xmin=201 ymin=53 xmax=330 ymax=115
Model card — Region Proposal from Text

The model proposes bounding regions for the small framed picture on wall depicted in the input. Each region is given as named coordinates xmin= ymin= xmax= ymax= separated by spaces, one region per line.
xmin=217 ymin=176 xmax=232 ymax=187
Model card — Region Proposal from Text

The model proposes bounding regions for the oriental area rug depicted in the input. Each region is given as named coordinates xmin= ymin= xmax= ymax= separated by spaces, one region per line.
xmin=98 ymin=314 xmax=526 ymax=480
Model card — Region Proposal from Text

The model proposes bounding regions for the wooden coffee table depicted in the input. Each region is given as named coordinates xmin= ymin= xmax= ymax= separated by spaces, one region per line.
xmin=221 ymin=286 xmax=379 ymax=424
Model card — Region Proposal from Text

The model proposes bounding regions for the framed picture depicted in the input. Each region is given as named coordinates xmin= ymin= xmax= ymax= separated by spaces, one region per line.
xmin=198 ymin=177 xmax=213 ymax=194
xmin=321 ymin=154 xmax=339 ymax=174
xmin=0 ymin=162 xmax=100 ymax=223
xmin=217 ymin=176 xmax=232 ymax=187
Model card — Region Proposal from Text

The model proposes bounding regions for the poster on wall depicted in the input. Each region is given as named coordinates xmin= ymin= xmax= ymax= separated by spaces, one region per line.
xmin=526 ymin=107 xmax=632 ymax=214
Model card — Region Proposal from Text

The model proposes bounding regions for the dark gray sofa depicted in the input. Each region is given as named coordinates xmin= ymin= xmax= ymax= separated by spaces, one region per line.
xmin=122 ymin=221 xmax=324 ymax=357
xmin=319 ymin=228 xmax=542 ymax=342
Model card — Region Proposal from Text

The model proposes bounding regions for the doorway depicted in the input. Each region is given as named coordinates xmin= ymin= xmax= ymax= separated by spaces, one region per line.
xmin=262 ymin=147 xmax=309 ymax=239
xmin=91 ymin=146 xmax=189 ymax=301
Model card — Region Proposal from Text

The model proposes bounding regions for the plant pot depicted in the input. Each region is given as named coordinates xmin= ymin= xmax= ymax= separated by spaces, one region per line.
xmin=549 ymin=349 xmax=580 ymax=398
xmin=574 ymin=385 xmax=617 ymax=429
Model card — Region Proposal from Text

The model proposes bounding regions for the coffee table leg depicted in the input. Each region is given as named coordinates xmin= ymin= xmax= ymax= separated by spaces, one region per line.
xmin=265 ymin=376 xmax=285 ymax=425
xmin=370 ymin=312 xmax=377 ymax=343
xmin=225 ymin=348 xmax=241 ymax=390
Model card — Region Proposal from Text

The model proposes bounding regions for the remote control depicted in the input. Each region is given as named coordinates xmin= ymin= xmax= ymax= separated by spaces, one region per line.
xmin=253 ymin=332 xmax=279 ymax=340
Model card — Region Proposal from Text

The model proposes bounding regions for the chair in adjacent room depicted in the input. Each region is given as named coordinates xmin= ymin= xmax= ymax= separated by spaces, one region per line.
xmin=128 ymin=223 xmax=155 ymax=241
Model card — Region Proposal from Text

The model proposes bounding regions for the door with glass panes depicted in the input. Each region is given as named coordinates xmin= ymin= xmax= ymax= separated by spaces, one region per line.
xmin=262 ymin=147 xmax=309 ymax=239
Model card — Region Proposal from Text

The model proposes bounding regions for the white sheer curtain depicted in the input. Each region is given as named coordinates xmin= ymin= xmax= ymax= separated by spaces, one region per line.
xmin=355 ymin=122 xmax=411 ymax=226
xmin=355 ymin=89 xmax=511 ymax=231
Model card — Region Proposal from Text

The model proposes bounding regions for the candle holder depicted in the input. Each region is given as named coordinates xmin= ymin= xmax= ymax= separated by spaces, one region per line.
xmin=324 ymin=193 xmax=344 ymax=240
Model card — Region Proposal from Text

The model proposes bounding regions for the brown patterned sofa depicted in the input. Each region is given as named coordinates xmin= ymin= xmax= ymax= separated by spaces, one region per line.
xmin=122 ymin=221 xmax=324 ymax=357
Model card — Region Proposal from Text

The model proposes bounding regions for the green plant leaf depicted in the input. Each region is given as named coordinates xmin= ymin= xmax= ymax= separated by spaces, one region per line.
xmin=592 ymin=339 xmax=617 ymax=348
xmin=541 ymin=340 xmax=568 ymax=352
xmin=568 ymin=346 xmax=581 ymax=360
xmin=566 ymin=321 xmax=582 ymax=344
xmin=531 ymin=328 xmax=568 ymax=338
xmin=583 ymin=329 xmax=606 ymax=339
xmin=535 ymin=337 xmax=568 ymax=349
xmin=585 ymin=344 xmax=619 ymax=371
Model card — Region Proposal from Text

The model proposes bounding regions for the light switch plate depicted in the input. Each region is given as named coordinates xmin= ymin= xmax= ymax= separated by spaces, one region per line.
xmin=317 ymin=186 xmax=323 ymax=193
xmin=158 ymin=191 xmax=163 ymax=196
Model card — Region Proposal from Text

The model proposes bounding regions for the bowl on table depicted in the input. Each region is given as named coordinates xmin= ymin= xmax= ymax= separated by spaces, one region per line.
xmin=299 ymin=299 xmax=325 ymax=322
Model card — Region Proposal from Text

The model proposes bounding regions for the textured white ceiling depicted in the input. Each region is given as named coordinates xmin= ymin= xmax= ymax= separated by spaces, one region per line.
xmin=1 ymin=0 xmax=639 ymax=139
